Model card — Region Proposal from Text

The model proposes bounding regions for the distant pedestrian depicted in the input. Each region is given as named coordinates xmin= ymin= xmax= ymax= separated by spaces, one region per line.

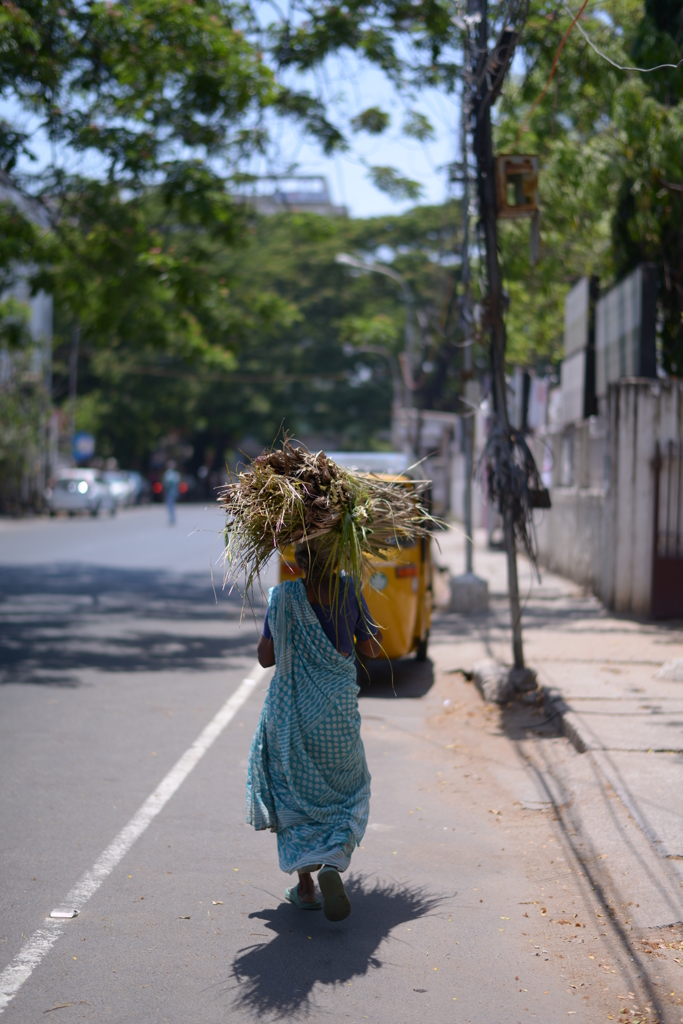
xmin=162 ymin=461 xmax=181 ymax=525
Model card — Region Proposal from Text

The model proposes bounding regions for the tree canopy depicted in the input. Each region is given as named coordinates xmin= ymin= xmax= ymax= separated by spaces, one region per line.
xmin=3 ymin=0 xmax=683 ymax=504
xmin=65 ymin=201 xmax=463 ymax=471
xmin=496 ymin=0 xmax=683 ymax=372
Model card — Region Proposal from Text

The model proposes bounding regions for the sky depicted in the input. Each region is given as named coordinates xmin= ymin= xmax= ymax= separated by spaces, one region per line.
xmin=243 ymin=1 xmax=464 ymax=218
xmin=257 ymin=59 xmax=463 ymax=218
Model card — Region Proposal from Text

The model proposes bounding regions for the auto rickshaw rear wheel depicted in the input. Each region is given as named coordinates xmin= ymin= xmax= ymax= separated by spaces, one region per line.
xmin=415 ymin=631 xmax=429 ymax=662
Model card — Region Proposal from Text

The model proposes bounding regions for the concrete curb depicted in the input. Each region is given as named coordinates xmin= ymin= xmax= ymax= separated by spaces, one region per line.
xmin=473 ymin=659 xmax=538 ymax=704
xmin=541 ymin=685 xmax=596 ymax=754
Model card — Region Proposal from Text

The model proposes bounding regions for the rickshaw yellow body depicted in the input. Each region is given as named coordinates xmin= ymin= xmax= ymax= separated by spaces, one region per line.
xmin=278 ymin=475 xmax=432 ymax=660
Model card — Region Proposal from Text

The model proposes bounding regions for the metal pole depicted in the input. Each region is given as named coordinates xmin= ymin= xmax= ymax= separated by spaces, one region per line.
xmin=42 ymin=298 xmax=54 ymax=491
xmin=464 ymin=419 xmax=474 ymax=572
xmin=68 ymin=322 xmax=79 ymax=462
xmin=459 ymin=51 xmax=475 ymax=576
xmin=402 ymin=284 xmax=415 ymax=413
xmin=472 ymin=0 xmax=525 ymax=668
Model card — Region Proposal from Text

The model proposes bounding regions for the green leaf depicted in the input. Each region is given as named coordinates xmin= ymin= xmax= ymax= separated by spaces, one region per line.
xmin=369 ymin=166 xmax=423 ymax=201
xmin=351 ymin=107 xmax=391 ymax=134
xmin=402 ymin=110 xmax=434 ymax=141
xmin=273 ymin=88 xmax=348 ymax=154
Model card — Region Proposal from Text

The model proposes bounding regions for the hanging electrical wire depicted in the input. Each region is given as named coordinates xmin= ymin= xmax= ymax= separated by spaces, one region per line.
xmin=515 ymin=0 xmax=683 ymax=144
xmin=562 ymin=1 xmax=683 ymax=73
xmin=514 ymin=0 xmax=589 ymax=140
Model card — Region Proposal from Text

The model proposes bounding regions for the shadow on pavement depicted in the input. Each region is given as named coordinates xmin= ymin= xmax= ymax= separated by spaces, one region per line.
xmin=229 ymin=878 xmax=446 ymax=1018
xmin=430 ymin=604 xmax=681 ymax=644
xmin=496 ymin=698 xmax=563 ymax=743
xmin=0 ymin=563 xmax=261 ymax=686
xmin=357 ymin=656 xmax=434 ymax=699
xmin=0 ymin=562 xmax=243 ymax=614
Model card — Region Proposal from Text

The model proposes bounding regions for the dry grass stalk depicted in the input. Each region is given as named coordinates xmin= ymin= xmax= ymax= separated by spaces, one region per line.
xmin=218 ymin=439 xmax=436 ymax=600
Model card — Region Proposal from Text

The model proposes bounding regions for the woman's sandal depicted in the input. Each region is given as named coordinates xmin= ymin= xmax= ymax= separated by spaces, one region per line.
xmin=317 ymin=866 xmax=351 ymax=922
xmin=285 ymin=884 xmax=322 ymax=910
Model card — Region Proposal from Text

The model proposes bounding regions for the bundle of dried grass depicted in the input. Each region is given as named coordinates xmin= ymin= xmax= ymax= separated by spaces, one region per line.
xmin=219 ymin=439 xmax=435 ymax=598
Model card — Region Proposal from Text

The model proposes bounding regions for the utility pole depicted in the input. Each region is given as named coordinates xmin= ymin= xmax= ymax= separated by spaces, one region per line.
xmin=459 ymin=45 xmax=475 ymax=576
xmin=68 ymin=322 xmax=80 ymax=464
xmin=471 ymin=0 xmax=525 ymax=669
xmin=39 ymin=297 xmax=54 ymax=498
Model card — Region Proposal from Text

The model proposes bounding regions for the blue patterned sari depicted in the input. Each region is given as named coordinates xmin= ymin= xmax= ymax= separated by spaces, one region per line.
xmin=246 ymin=579 xmax=371 ymax=873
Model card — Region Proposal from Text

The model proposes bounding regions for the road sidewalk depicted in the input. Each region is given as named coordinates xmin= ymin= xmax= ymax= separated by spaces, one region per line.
xmin=432 ymin=525 xmax=683 ymax=927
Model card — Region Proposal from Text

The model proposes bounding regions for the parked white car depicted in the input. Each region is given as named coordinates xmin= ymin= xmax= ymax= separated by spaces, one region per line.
xmin=46 ymin=469 xmax=117 ymax=517
xmin=123 ymin=470 xmax=152 ymax=504
xmin=102 ymin=470 xmax=135 ymax=506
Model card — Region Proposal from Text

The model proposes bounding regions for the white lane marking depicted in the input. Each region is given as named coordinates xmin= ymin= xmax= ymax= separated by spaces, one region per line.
xmin=0 ymin=662 xmax=267 ymax=1014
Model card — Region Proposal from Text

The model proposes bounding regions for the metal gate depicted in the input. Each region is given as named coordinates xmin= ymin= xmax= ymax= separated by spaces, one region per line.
xmin=652 ymin=440 xmax=683 ymax=619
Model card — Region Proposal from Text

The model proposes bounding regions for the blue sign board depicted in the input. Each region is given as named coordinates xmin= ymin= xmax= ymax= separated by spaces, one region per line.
xmin=73 ymin=431 xmax=95 ymax=462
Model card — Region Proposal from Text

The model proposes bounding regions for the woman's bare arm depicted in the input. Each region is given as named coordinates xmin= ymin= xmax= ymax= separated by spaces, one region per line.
xmin=257 ymin=635 xmax=275 ymax=667
xmin=356 ymin=633 xmax=383 ymax=659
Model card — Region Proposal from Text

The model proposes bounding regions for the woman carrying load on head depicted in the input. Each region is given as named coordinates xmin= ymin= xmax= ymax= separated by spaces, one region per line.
xmin=246 ymin=539 xmax=383 ymax=922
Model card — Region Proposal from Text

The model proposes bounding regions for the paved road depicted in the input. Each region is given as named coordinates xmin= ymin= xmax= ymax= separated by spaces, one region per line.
xmin=0 ymin=507 xmax=651 ymax=1022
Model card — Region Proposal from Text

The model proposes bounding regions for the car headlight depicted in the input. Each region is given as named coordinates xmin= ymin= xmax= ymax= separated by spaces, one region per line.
xmin=77 ymin=481 xmax=89 ymax=494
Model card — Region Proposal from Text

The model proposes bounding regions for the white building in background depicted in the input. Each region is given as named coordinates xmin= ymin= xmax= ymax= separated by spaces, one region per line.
xmin=0 ymin=179 xmax=53 ymax=385
xmin=234 ymin=176 xmax=347 ymax=217
xmin=1 ymin=274 xmax=53 ymax=382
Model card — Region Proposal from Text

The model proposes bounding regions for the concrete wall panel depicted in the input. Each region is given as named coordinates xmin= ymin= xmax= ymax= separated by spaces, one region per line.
xmin=535 ymin=487 xmax=605 ymax=592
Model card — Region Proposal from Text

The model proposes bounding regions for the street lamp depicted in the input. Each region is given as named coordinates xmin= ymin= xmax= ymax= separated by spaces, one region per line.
xmin=334 ymin=252 xmax=420 ymax=412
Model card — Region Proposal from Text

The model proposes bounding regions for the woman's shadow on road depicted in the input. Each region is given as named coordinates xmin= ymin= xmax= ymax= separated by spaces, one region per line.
xmin=228 ymin=877 xmax=445 ymax=1018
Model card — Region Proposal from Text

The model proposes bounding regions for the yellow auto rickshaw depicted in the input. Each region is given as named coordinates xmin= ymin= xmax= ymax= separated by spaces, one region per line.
xmin=279 ymin=455 xmax=432 ymax=662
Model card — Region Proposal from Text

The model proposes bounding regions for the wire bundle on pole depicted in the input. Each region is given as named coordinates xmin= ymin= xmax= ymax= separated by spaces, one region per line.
xmin=480 ymin=421 xmax=547 ymax=568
